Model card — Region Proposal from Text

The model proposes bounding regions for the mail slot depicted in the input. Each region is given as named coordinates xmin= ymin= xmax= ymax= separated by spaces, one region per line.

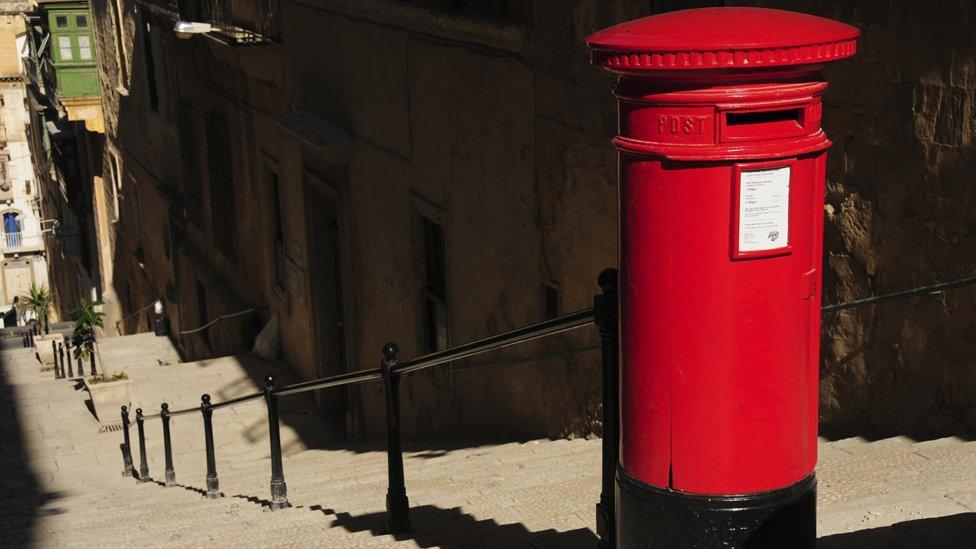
xmin=587 ymin=7 xmax=859 ymax=548
xmin=722 ymin=107 xmax=807 ymax=141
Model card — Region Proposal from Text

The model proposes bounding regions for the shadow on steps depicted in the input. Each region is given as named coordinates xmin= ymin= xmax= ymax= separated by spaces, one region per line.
xmin=819 ymin=512 xmax=976 ymax=548
xmin=150 ymin=476 xmax=596 ymax=547
xmin=0 ymin=350 xmax=54 ymax=546
xmin=331 ymin=504 xmax=597 ymax=548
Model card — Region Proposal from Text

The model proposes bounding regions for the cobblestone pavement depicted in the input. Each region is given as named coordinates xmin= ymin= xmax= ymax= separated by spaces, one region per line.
xmin=1 ymin=333 xmax=975 ymax=547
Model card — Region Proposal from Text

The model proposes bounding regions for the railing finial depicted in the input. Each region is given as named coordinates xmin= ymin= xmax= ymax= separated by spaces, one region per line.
xmin=382 ymin=342 xmax=399 ymax=361
xmin=598 ymin=267 xmax=618 ymax=292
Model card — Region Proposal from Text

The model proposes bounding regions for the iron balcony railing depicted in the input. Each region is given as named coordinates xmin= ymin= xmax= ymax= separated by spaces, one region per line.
xmin=112 ymin=268 xmax=619 ymax=539
xmin=3 ymin=232 xmax=44 ymax=252
xmin=167 ymin=0 xmax=280 ymax=43
xmin=5 ymin=231 xmax=21 ymax=249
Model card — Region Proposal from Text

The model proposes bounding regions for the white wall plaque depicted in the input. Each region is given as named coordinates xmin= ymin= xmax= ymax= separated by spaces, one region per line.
xmin=737 ymin=166 xmax=790 ymax=253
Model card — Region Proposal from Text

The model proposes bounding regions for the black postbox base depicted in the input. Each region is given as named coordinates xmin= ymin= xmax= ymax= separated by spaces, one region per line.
xmin=616 ymin=467 xmax=816 ymax=549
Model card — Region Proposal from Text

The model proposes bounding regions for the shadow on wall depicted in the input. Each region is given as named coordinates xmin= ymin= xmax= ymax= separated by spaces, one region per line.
xmin=0 ymin=337 xmax=56 ymax=546
xmin=819 ymin=512 xmax=976 ymax=548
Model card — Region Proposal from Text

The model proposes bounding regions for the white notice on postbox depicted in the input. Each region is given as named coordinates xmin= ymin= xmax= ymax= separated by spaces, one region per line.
xmin=738 ymin=166 xmax=790 ymax=253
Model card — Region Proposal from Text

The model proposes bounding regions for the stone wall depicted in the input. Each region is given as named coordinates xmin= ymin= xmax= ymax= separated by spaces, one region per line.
xmin=81 ymin=0 xmax=976 ymax=442
xmin=646 ymin=0 xmax=976 ymax=439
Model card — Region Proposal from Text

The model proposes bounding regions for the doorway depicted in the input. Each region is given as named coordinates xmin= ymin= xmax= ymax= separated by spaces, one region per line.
xmin=306 ymin=173 xmax=348 ymax=436
xmin=3 ymin=258 xmax=33 ymax=304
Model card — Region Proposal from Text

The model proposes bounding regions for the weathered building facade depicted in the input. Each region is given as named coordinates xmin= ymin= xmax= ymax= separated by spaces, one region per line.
xmin=22 ymin=0 xmax=104 ymax=323
xmin=69 ymin=0 xmax=976 ymax=442
xmin=0 ymin=0 xmax=50 ymax=317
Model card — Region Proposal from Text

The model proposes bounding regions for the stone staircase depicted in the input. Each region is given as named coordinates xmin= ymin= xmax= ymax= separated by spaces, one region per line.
xmin=1 ymin=332 xmax=975 ymax=547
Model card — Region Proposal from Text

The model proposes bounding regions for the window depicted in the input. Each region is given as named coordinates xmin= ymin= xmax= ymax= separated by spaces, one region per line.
xmin=177 ymin=101 xmax=202 ymax=226
xmin=205 ymin=111 xmax=237 ymax=253
xmin=408 ymin=0 xmax=508 ymax=18
xmin=78 ymin=35 xmax=92 ymax=60
xmin=268 ymin=167 xmax=286 ymax=291
xmin=0 ymin=151 xmax=9 ymax=183
xmin=76 ymin=15 xmax=88 ymax=28
xmin=420 ymin=215 xmax=448 ymax=353
xmin=142 ymin=20 xmax=158 ymax=112
xmin=58 ymin=36 xmax=72 ymax=61
xmin=110 ymin=0 xmax=130 ymax=89
xmin=106 ymin=150 xmax=122 ymax=222
xmin=55 ymin=15 xmax=68 ymax=28
xmin=542 ymin=281 xmax=559 ymax=320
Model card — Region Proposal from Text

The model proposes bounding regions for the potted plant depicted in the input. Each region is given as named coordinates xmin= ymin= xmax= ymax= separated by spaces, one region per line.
xmin=23 ymin=282 xmax=53 ymax=334
xmin=25 ymin=283 xmax=61 ymax=366
xmin=85 ymin=372 xmax=132 ymax=421
xmin=72 ymin=298 xmax=104 ymax=367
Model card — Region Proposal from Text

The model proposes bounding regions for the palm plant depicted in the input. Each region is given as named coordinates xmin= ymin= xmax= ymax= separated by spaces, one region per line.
xmin=72 ymin=299 xmax=105 ymax=362
xmin=22 ymin=282 xmax=53 ymax=334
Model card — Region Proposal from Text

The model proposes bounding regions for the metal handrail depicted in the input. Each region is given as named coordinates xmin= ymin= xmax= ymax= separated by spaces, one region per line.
xmin=396 ymin=307 xmax=596 ymax=375
xmin=135 ymin=308 xmax=596 ymax=420
xmin=135 ymin=269 xmax=976 ymax=422
xmin=115 ymin=299 xmax=161 ymax=336
xmin=179 ymin=308 xmax=259 ymax=336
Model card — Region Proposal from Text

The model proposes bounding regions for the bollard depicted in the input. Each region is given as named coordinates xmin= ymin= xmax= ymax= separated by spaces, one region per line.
xmin=201 ymin=394 xmax=221 ymax=498
xmin=121 ymin=406 xmax=134 ymax=477
xmin=77 ymin=350 xmax=84 ymax=377
xmin=161 ymin=403 xmax=176 ymax=487
xmin=65 ymin=340 xmax=74 ymax=378
xmin=51 ymin=341 xmax=58 ymax=379
xmin=136 ymin=408 xmax=150 ymax=482
xmin=595 ymin=268 xmax=619 ymax=548
xmin=264 ymin=375 xmax=290 ymax=509
xmin=380 ymin=343 xmax=411 ymax=534
xmin=58 ymin=343 xmax=66 ymax=379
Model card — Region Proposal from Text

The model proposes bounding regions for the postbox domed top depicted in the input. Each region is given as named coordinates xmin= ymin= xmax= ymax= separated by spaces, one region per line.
xmin=587 ymin=7 xmax=859 ymax=73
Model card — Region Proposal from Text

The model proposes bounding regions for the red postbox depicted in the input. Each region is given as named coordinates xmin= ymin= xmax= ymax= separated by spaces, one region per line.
xmin=587 ymin=8 xmax=858 ymax=548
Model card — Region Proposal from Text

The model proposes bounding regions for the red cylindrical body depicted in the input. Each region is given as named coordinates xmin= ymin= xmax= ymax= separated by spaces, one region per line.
xmin=588 ymin=8 xmax=859 ymax=499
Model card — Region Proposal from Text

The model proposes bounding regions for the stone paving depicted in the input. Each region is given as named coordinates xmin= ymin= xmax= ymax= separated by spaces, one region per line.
xmin=1 ymin=332 xmax=976 ymax=547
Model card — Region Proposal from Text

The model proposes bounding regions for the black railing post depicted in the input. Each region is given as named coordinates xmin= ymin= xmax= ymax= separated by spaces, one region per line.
xmin=51 ymin=341 xmax=58 ymax=378
xmin=380 ymin=343 xmax=411 ymax=534
xmin=263 ymin=375 xmax=290 ymax=510
xmin=594 ymin=267 xmax=619 ymax=549
xmin=201 ymin=394 xmax=221 ymax=498
xmin=136 ymin=408 xmax=150 ymax=482
xmin=58 ymin=343 xmax=66 ymax=379
xmin=77 ymin=349 xmax=84 ymax=377
xmin=161 ymin=403 xmax=176 ymax=487
xmin=89 ymin=342 xmax=97 ymax=377
xmin=65 ymin=340 xmax=73 ymax=378
xmin=121 ymin=405 xmax=135 ymax=477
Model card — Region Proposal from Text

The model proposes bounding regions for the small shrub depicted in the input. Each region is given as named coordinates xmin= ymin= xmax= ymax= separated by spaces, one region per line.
xmin=87 ymin=372 xmax=129 ymax=384
xmin=72 ymin=299 xmax=105 ymax=361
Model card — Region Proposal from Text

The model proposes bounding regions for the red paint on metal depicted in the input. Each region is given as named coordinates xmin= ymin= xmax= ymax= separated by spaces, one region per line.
xmin=588 ymin=8 xmax=858 ymax=495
